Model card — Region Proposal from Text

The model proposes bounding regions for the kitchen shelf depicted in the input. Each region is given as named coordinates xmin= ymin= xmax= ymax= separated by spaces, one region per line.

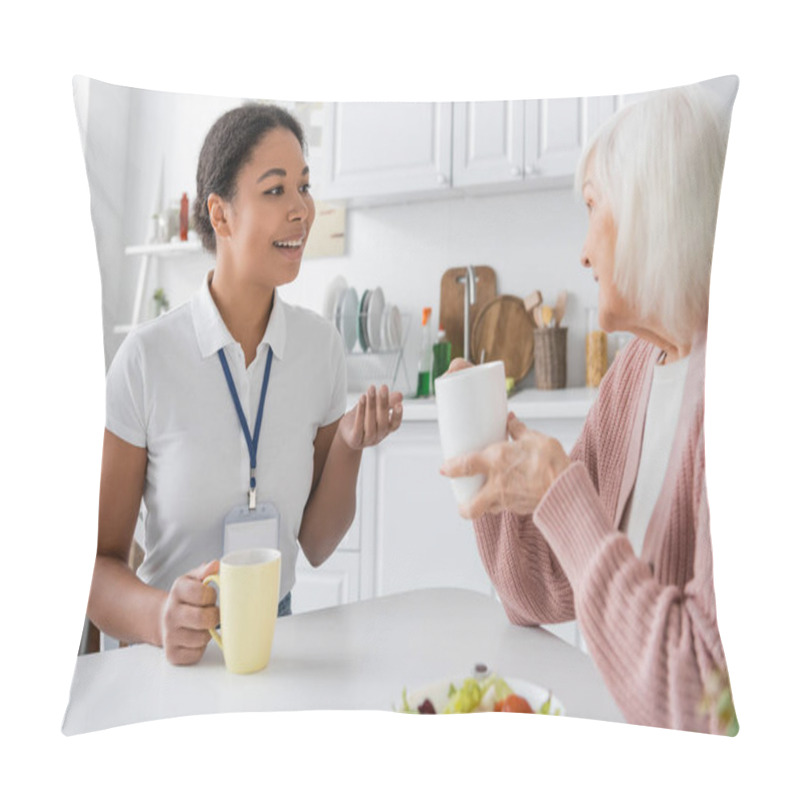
xmin=114 ymin=239 xmax=205 ymax=334
xmin=125 ymin=240 xmax=202 ymax=257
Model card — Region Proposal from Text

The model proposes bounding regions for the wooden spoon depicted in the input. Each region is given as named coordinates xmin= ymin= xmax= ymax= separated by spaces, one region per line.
xmin=554 ymin=291 xmax=567 ymax=327
xmin=541 ymin=305 xmax=554 ymax=328
xmin=524 ymin=290 xmax=543 ymax=314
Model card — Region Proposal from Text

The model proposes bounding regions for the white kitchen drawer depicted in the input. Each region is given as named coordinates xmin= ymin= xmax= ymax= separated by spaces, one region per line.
xmin=293 ymin=550 xmax=360 ymax=614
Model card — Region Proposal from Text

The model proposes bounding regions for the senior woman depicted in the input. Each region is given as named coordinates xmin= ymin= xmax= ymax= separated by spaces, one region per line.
xmin=440 ymin=82 xmax=736 ymax=734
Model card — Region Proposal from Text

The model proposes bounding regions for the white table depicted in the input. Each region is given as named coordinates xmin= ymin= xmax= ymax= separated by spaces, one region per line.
xmin=62 ymin=588 xmax=624 ymax=735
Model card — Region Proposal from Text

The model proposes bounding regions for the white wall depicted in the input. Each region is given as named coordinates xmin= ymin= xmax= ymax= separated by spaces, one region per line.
xmin=75 ymin=76 xmax=132 ymax=368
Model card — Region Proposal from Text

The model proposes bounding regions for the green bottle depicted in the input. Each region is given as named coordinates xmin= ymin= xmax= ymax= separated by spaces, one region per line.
xmin=432 ymin=325 xmax=452 ymax=394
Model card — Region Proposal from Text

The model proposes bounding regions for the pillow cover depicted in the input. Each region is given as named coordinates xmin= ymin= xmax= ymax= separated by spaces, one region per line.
xmin=66 ymin=75 xmax=739 ymax=737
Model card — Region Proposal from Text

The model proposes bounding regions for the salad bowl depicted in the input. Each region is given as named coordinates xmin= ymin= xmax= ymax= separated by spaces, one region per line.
xmin=397 ymin=672 xmax=565 ymax=716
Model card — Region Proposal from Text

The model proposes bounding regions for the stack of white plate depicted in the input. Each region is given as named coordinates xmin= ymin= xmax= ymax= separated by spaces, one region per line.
xmin=381 ymin=302 xmax=402 ymax=351
xmin=323 ymin=277 xmax=402 ymax=354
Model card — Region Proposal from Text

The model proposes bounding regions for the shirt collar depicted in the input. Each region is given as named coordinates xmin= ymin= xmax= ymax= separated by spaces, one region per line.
xmin=191 ymin=270 xmax=287 ymax=360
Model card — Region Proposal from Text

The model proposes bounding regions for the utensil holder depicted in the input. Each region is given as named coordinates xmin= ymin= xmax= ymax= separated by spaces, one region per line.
xmin=533 ymin=327 xmax=567 ymax=390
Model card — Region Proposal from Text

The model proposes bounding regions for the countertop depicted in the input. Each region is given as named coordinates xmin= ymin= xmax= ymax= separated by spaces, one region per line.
xmin=348 ymin=386 xmax=598 ymax=422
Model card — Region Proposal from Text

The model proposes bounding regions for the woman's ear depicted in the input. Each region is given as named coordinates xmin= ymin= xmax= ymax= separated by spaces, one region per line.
xmin=207 ymin=193 xmax=231 ymax=241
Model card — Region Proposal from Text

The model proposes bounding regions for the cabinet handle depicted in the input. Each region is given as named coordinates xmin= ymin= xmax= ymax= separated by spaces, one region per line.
xmin=510 ymin=166 xmax=522 ymax=177
xmin=437 ymin=173 xmax=448 ymax=185
xmin=525 ymin=164 xmax=537 ymax=176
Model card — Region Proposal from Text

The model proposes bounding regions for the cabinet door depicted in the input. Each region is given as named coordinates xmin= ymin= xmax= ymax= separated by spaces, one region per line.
xmin=452 ymin=101 xmax=525 ymax=187
xmin=524 ymin=97 xmax=617 ymax=179
xmin=293 ymin=550 xmax=360 ymax=614
xmin=321 ymin=102 xmax=453 ymax=201
xmin=366 ymin=424 xmax=494 ymax=599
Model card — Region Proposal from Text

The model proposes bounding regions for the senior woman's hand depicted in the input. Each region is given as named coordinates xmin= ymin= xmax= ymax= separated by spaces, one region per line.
xmin=445 ymin=357 xmax=473 ymax=375
xmin=440 ymin=412 xmax=570 ymax=519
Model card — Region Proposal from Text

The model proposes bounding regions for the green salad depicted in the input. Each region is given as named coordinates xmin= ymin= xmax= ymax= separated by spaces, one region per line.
xmin=398 ymin=672 xmax=560 ymax=715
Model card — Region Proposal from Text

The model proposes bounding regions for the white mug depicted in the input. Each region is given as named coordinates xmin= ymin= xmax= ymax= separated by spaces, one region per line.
xmin=434 ymin=360 xmax=508 ymax=506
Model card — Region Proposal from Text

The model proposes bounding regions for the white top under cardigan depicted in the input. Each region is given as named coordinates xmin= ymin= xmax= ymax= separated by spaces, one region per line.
xmin=105 ymin=272 xmax=347 ymax=600
xmin=621 ymin=354 xmax=690 ymax=556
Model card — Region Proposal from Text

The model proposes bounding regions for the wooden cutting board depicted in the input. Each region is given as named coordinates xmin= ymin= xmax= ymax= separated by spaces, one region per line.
xmin=439 ymin=266 xmax=497 ymax=360
xmin=470 ymin=294 xmax=536 ymax=382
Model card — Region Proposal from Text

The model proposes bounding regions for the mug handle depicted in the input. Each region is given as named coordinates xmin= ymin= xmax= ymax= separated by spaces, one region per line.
xmin=202 ymin=573 xmax=223 ymax=650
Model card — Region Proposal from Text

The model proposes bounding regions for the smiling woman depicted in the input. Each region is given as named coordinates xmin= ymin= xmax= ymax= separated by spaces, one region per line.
xmin=87 ymin=104 xmax=404 ymax=665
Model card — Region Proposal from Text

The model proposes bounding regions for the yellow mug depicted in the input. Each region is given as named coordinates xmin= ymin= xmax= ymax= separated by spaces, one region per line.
xmin=203 ymin=548 xmax=281 ymax=674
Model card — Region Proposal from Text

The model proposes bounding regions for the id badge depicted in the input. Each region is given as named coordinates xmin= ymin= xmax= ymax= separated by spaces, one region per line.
xmin=223 ymin=501 xmax=280 ymax=555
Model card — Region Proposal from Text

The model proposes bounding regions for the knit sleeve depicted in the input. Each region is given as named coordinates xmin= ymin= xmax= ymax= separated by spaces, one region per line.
xmin=473 ymin=510 xmax=575 ymax=624
xmin=534 ymin=436 xmax=728 ymax=733
xmin=471 ymin=347 xmax=618 ymax=626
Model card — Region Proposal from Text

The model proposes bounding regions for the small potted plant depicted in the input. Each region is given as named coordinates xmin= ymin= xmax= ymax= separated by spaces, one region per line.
xmin=152 ymin=288 xmax=170 ymax=317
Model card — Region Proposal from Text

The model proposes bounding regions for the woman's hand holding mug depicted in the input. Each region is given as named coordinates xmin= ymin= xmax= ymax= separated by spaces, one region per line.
xmin=160 ymin=561 xmax=220 ymax=666
xmin=445 ymin=357 xmax=473 ymax=375
xmin=440 ymin=412 xmax=570 ymax=519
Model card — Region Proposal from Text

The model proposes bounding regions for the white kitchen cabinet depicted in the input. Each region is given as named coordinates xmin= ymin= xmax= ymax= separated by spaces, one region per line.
xmin=452 ymin=97 xmax=619 ymax=189
xmin=320 ymin=102 xmax=453 ymax=204
xmin=524 ymin=96 xmax=618 ymax=179
xmin=452 ymin=101 xmax=525 ymax=187
xmin=366 ymin=423 xmax=495 ymax=599
xmin=320 ymin=96 xmax=621 ymax=204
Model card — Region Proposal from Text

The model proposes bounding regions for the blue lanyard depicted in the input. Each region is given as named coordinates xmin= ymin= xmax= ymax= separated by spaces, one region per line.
xmin=218 ymin=345 xmax=273 ymax=509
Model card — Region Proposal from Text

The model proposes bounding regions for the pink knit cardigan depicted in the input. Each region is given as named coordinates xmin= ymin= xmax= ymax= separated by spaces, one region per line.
xmin=474 ymin=330 xmax=731 ymax=733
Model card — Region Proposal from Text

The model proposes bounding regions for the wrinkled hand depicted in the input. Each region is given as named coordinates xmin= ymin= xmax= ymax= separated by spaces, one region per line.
xmin=440 ymin=412 xmax=570 ymax=519
xmin=338 ymin=384 xmax=403 ymax=450
xmin=160 ymin=561 xmax=220 ymax=666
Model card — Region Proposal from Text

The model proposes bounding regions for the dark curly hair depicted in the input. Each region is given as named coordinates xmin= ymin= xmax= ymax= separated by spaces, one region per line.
xmin=193 ymin=103 xmax=306 ymax=253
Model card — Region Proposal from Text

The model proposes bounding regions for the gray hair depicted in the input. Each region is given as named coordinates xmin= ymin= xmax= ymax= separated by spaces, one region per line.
xmin=575 ymin=81 xmax=735 ymax=342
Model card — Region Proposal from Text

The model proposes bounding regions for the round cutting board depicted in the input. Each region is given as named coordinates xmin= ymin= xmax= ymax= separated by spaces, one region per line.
xmin=470 ymin=294 xmax=535 ymax=382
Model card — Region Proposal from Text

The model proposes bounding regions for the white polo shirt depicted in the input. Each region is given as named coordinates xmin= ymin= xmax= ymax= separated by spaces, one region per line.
xmin=105 ymin=272 xmax=347 ymax=599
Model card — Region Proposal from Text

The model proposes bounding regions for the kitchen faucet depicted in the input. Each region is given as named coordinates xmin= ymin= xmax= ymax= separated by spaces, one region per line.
xmin=457 ymin=265 xmax=477 ymax=363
